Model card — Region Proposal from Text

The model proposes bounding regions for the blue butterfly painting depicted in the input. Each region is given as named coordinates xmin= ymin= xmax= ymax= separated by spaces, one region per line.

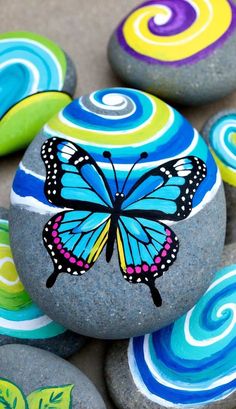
xmin=41 ymin=137 xmax=207 ymax=307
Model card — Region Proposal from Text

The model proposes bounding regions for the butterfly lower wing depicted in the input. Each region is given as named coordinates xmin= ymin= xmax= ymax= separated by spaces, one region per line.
xmin=41 ymin=137 xmax=113 ymax=210
xmin=43 ymin=210 xmax=110 ymax=287
xmin=122 ymin=156 xmax=207 ymax=221
xmin=117 ymin=215 xmax=179 ymax=306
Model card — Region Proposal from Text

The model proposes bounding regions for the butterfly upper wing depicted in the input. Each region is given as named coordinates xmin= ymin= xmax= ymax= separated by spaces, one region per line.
xmin=117 ymin=215 xmax=179 ymax=306
xmin=122 ymin=157 xmax=207 ymax=221
xmin=43 ymin=210 xmax=111 ymax=287
xmin=41 ymin=137 xmax=113 ymax=211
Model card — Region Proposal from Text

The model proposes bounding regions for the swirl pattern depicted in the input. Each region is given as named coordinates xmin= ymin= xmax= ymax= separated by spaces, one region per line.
xmin=11 ymin=88 xmax=219 ymax=216
xmin=117 ymin=0 xmax=236 ymax=65
xmin=129 ymin=264 xmax=236 ymax=406
xmin=12 ymin=88 xmax=220 ymax=217
xmin=0 ymin=218 xmax=65 ymax=339
xmin=208 ymin=113 xmax=236 ymax=187
xmin=0 ymin=31 xmax=67 ymax=118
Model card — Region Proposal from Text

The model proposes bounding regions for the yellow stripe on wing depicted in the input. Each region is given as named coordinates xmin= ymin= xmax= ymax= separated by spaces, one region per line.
xmin=116 ymin=228 xmax=126 ymax=272
xmin=88 ymin=220 xmax=111 ymax=264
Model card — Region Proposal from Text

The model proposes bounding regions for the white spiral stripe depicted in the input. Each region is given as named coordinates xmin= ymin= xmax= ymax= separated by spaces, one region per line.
xmin=219 ymin=124 xmax=236 ymax=163
xmin=142 ymin=334 xmax=236 ymax=392
xmin=19 ymin=161 xmax=46 ymax=181
xmin=184 ymin=269 xmax=236 ymax=347
xmin=10 ymin=190 xmax=67 ymax=215
xmin=134 ymin=0 xmax=213 ymax=47
xmin=128 ymin=340 xmax=202 ymax=408
xmin=44 ymin=103 xmax=173 ymax=146
xmin=153 ymin=6 xmax=172 ymax=25
xmin=0 ymin=58 xmax=40 ymax=94
xmin=0 ymin=314 xmax=52 ymax=331
xmin=0 ymin=273 xmax=20 ymax=286
xmin=0 ymin=37 xmax=63 ymax=89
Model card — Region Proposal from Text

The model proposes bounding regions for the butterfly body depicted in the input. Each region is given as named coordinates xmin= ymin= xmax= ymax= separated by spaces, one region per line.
xmin=41 ymin=137 xmax=207 ymax=307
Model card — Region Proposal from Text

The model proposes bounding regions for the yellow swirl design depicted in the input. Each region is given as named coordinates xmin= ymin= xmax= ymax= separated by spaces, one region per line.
xmin=122 ymin=0 xmax=233 ymax=63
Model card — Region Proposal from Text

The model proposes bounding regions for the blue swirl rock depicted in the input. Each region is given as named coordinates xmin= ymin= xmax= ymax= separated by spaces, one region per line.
xmin=105 ymin=244 xmax=236 ymax=409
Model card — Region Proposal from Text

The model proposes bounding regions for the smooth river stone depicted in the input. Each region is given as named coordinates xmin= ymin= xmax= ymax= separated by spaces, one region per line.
xmin=9 ymin=87 xmax=226 ymax=339
xmin=202 ymin=110 xmax=236 ymax=244
xmin=0 ymin=344 xmax=106 ymax=409
xmin=108 ymin=0 xmax=236 ymax=105
xmin=0 ymin=208 xmax=85 ymax=357
xmin=105 ymin=244 xmax=236 ymax=409
xmin=0 ymin=31 xmax=77 ymax=156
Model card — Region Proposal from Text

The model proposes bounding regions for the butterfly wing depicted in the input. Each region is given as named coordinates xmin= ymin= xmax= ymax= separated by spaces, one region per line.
xmin=43 ymin=210 xmax=111 ymax=287
xmin=117 ymin=215 xmax=179 ymax=306
xmin=41 ymin=137 xmax=113 ymax=211
xmin=122 ymin=156 xmax=207 ymax=221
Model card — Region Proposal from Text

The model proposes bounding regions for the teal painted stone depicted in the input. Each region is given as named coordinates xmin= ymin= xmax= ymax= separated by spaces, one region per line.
xmin=105 ymin=244 xmax=236 ymax=409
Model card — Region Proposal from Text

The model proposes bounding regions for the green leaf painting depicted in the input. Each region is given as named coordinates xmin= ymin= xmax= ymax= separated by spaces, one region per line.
xmin=0 ymin=379 xmax=74 ymax=409
xmin=0 ymin=378 xmax=27 ymax=409
xmin=27 ymin=385 xmax=74 ymax=409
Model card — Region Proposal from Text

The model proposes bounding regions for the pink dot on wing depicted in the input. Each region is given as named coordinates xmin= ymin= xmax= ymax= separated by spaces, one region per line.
xmin=55 ymin=216 xmax=62 ymax=222
xmin=54 ymin=238 xmax=60 ymax=244
xmin=127 ymin=266 xmax=134 ymax=274
xmin=155 ymin=256 xmax=161 ymax=264
xmin=151 ymin=265 xmax=158 ymax=272
xmin=165 ymin=244 xmax=170 ymax=250
xmin=135 ymin=266 xmax=142 ymax=273
xmin=53 ymin=223 xmax=58 ymax=229
xmin=167 ymin=237 xmax=173 ymax=244
xmin=64 ymin=252 xmax=70 ymax=259
xmin=69 ymin=257 xmax=76 ymax=263
xmin=77 ymin=260 xmax=83 ymax=267
xmin=142 ymin=264 xmax=149 ymax=272
xmin=57 ymin=244 xmax=62 ymax=249
xmin=52 ymin=231 xmax=57 ymax=237
xmin=161 ymin=250 xmax=167 ymax=257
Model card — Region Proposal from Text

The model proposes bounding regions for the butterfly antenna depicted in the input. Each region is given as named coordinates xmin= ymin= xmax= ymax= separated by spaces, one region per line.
xmin=103 ymin=151 xmax=119 ymax=192
xmin=121 ymin=152 xmax=148 ymax=194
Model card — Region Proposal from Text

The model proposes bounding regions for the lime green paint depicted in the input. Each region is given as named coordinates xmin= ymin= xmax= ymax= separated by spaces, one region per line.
xmin=27 ymin=385 xmax=74 ymax=409
xmin=0 ymin=378 xmax=28 ymax=409
xmin=0 ymin=378 xmax=74 ymax=409
xmin=0 ymin=92 xmax=71 ymax=156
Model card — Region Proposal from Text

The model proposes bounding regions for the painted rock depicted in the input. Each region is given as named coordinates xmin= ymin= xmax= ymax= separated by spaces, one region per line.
xmin=0 ymin=31 xmax=76 ymax=156
xmin=202 ymin=110 xmax=236 ymax=244
xmin=9 ymin=87 xmax=226 ymax=339
xmin=0 ymin=208 xmax=85 ymax=357
xmin=105 ymin=244 xmax=236 ymax=409
xmin=108 ymin=0 xmax=236 ymax=105
xmin=0 ymin=344 xmax=106 ymax=409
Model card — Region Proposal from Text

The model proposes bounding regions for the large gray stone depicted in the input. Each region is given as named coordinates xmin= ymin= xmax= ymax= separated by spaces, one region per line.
xmin=105 ymin=243 xmax=236 ymax=409
xmin=0 ymin=344 xmax=106 ymax=409
xmin=9 ymin=88 xmax=226 ymax=339
xmin=202 ymin=110 xmax=236 ymax=244
xmin=108 ymin=0 xmax=236 ymax=106
xmin=0 ymin=207 xmax=85 ymax=358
